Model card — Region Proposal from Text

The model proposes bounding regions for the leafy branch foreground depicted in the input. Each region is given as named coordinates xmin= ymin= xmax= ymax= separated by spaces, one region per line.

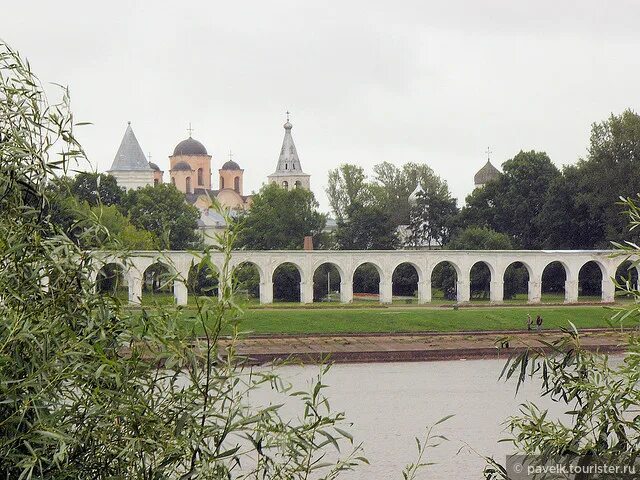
xmin=0 ymin=42 xmax=368 ymax=479
xmin=5 ymin=38 xmax=640 ymax=480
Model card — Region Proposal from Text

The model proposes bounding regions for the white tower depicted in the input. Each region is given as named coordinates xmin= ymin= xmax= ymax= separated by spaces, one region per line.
xmin=267 ymin=113 xmax=310 ymax=190
xmin=108 ymin=122 xmax=154 ymax=190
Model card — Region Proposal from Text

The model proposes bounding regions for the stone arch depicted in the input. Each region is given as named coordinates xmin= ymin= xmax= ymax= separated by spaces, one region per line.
xmin=142 ymin=261 xmax=175 ymax=305
xmin=541 ymin=260 xmax=570 ymax=303
xmin=468 ymin=260 xmax=494 ymax=301
xmin=352 ymin=261 xmax=384 ymax=303
xmin=312 ymin=262 xmax=343 ymax=302
xmin=187 ymin=261 xmax=219 ymax=297
xmin=578 ymin=260 xmax=605 ymax=302
xmin=282 ymin=180 xmax=288 ymax=190
xmin=233 ymin=260 xmax=263 ymax=302
xmin=273 ymin=261 xmax=302 ymax=302
xmin=429 ymin=260 xmax=461 ymax=303
xmin=502 ymin=261 xmax=531 ymax=302
xmin=95 ymin=262 xmax=128 ymax=298
xmin=615 ymin=260 xmax=639 ymax=299
xmin=392 ymin=262 xmax=420 ymax=304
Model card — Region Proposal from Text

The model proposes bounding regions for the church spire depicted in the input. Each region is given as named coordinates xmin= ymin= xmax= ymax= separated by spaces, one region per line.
xmin=267 ymin=112 xmax=311 ymax=190
xmin=273 ymin=113 xmax=305 ymax=174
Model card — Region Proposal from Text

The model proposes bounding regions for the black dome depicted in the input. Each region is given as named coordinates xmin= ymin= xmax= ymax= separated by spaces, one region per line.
xmin=148 ymin=162 xmax=160 ymax=171
xmin=173 ymin=137 xmax=208 ymax=156
xmin=172 ymin=161 xmax=192 ymax=171
xmin=221 ymin=160 xmax=241 ymax=170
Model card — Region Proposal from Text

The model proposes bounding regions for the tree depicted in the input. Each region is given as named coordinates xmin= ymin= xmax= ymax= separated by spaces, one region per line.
xmin=235 ymin=183 xmax=326 ymax=250
xmin=1 ymin=41 xmax=361 ymax=479
xmin=334 ymin=202 xmax=398 ymax=250
xmin=372 ymin=161 xmax=452 ymax=227
xmin=540 ymin=109 xmax=640 ymax=249
xmin=124 ymin=183 xmax=201 ymax=250
xmin=457 ymin=150 xmax=561 ymax=249
xmin=406 ymin=187 xmax=458 ymax=248
xmin=71 ymin=171 xmax=124 ymax=207
xmin=326 ymin=164 xmax=373 ymax=222
xmin=89 ymin=204 xmax=158 ymax=249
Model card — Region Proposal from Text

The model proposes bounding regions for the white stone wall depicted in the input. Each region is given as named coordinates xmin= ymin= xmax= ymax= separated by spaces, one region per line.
xmin=90 ymin=249 xmax=638 ymax=306
xmin=109 ymin=170 xmax=154 ymax=191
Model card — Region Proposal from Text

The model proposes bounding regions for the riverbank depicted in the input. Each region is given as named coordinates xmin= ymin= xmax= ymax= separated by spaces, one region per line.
xmin=218 ymin=329 xmax=630 ymax=364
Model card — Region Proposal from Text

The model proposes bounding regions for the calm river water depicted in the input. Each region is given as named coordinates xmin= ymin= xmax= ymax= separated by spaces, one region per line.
xmin=250 ymin=358 xmax=567 ymax=479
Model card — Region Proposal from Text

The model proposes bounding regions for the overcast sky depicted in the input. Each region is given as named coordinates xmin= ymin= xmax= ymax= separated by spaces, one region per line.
xmin=3 ymin=0 xmax=640 ymax=212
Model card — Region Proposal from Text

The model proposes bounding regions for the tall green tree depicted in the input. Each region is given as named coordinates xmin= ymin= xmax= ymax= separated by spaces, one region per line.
xmin=326 ymin=164 xmax=373 ymax=222
xmin=372 ymin=161 xmax=452 ymax=227
xmin=124 ymin=183 xmax=201 ymax=250
xmin=406 ymin=188 xmax=458 ymax=248
xmin=334 ymin=203 xmax=398 ymax=250
xmin=457 ymin=150 xmax=561 ymax=249
xmin=541 ymin=109 xmax=640 ymax=248
xmin=235 ymin=183 xmax=326 ymax=250
xmin=71 ymin=171 xmax=124 ymax=207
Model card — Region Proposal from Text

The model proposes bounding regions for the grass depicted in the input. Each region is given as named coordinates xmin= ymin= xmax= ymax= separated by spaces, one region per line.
xmin=158 ymin=304 xmax=636 ymax=336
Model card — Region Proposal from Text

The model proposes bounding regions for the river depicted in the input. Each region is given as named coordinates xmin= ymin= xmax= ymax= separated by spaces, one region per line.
xmin=249 ymin=357 xmax=568 ymax=479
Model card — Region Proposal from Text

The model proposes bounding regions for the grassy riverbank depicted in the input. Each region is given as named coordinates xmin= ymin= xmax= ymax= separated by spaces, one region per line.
xmin=164 ymin=304 xmax=634 ymax=336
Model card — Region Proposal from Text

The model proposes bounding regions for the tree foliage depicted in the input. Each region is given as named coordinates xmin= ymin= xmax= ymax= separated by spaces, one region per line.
xmin=0 ymin=42 xmax=364 ymax=479
xmin=70 ymin=171 xmax=124 ymax=207
xmin=235 ymin=183 xmax=326 ymax=250
xmin=406 ymin=188 xmax=458 ymax=248
xmin=334 ymin=203 xmax=398 ymax=250
xmin=458 ymin=150 xmax=560 ymax=249
xmin=124 ymin=183 xmax=201 ymax=250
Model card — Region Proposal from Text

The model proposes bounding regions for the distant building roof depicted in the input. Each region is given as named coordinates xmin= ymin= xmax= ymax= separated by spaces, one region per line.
xmin=474 ymin=160 xmax=501 ymax=186
xmin=221 ymin=160 xmax=241 ymax=170
xmin=149 ymin=162 xmax=160 ymax=171
xmin=173 ymin=137 xmax=208 ymax=156
xmin=109 ymin=123 xmax=152 ymax=172
xmin=172 ymin=161 xmax=193 ymax=171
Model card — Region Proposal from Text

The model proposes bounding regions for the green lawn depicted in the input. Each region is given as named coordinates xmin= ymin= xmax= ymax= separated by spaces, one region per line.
xmin=165 ymin=304 xmax=636 ymax=336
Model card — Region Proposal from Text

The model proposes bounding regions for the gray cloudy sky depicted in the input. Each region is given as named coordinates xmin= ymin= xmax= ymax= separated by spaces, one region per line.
xmin=3 ymin=0 xmax=640 ymax=212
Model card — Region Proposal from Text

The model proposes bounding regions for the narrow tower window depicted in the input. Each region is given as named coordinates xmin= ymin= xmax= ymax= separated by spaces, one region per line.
xmin=197 ymin=168 xmax=203 ymax=185
xmin=234 ymin=176 xmax=240 ymax=193
xmin=185 ymin=177 xmax=192 ymax=193
xmin=220 ymin=176 xmax=225 ymax=189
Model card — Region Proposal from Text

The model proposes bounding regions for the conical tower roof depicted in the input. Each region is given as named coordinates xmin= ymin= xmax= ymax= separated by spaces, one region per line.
xmin=109 ymin=123 xmax=151 ymax=172
xmin=270 ymin=119 xmax=306 ymax=176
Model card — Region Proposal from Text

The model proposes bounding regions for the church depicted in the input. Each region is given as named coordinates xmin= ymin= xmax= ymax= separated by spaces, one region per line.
xmin=107 ymin=116 xmax=311 ymax=243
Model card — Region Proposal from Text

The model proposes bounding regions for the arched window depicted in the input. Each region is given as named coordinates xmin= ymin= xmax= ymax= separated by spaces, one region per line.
xmin=285 ymin=164 xmax=288 ymax=170
xmin=154 ymin=178 xmax=159 ymax=186
xmin=282 ymin=181 xmax=289 ymax=190
xmin=234 ymin=176 xmax=240 ymax=193
xmin=171 ymin=177 xmax=175 ymax=186
xmin=220 ymin=176 xmax=225 ymax=189
xmin=185 ymin=177 xmax=192 ymax=193
xmin=197 ymin=168 xmax=203 ymax=185
xmin=294 ymin=180 xmax=302 ymax=189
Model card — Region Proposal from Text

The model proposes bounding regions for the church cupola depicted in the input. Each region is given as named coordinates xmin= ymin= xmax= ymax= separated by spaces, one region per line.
xmin=169 ymin=125 xmax=212 ymax=193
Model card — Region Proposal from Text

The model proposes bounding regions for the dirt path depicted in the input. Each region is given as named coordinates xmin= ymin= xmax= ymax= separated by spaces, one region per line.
xmin=218 ymin=329 xmax=630 ymax=364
